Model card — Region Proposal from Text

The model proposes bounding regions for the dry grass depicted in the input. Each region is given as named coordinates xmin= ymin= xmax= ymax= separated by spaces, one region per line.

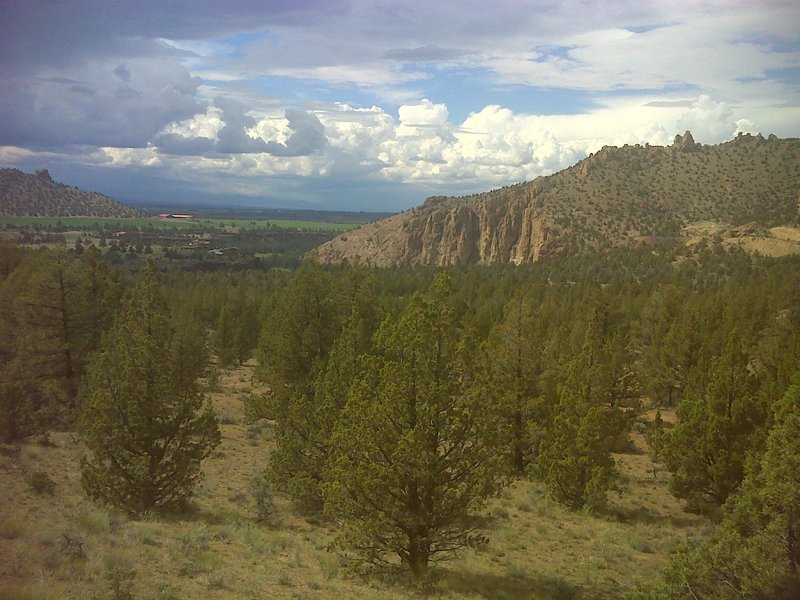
xmin=0 ymin=364 xmax=705 ymax=599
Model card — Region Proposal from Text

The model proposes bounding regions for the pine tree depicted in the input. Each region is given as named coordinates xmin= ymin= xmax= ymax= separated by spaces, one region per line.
xmin=324 ymin=275 xmax=507 ymax=577
xmin=212 ymin=299 xmax=238 ymax=368
xmin=663 ymin=331 xmax=766 ymax=515
xmin=636 ymin=284 xmax=688 ymax=406
xmin=254 ymin=262 xmax=343 ymax=417
xmin=484 ymin=289 xmax=544 ymax=474
xmin=80 ymin=260 xmax=220 ymax=516
xmin=233 ymin=293 xmax=260 ymax=365
xmin=534 ymin=307 xmax=629 ymax=512
xmin=0 ymin=247 xmax=113 ymax=438
xmin=651 ymin=368 xmax=800 ymax=599
xmin=268 ymin=276 xmax=381 ymax=514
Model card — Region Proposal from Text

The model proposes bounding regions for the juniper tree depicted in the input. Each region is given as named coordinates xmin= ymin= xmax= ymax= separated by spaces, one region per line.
xmin=0 ymin=247 xmax=116 ymax=439
xmin=484 ymin=289 xmax=545 ymax=474
xmin=534 ymin=307 xmax=630 ymax=511
xmin=268 ymin=276 xmax=380 ymax=515
xmin=663 ymin=332 xmax=766 ymax=515
xmin=650 ymin=367 xmax=800 ymax=599
xmin=253 ymin=262 xmax=344 ymax=418
xmin=80 ymin=260 xmax=220 ymax=515
xmin=324 ymin=275 xmax=506 ymax=577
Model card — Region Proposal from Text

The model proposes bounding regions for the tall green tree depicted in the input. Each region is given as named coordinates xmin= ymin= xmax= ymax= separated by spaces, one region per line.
xmin=80 ymin=260 xmax=220 ymax=516
xmin=253 ymin=262 xmax=344 ymax=417
xmin=648 ymin=367 xmax=800 ymax=599
xmin=534 ymin=307 xmax=630 ymax=511
xmin=484 ymin=288 xmax=544 ymax=474
xmin=324 ymin=275 xmax=507 ymax=577
xmin=212 ymin=298 xmax=238 ymax=368
xmin=636 ymin=284 xmax=689 ymax=406
xmin=269 ymin=276 xmax=381 ymax=515
xmin=0 ymin=247 xmax=116 ymax=439
xmin=663 ymin=332 xmax=766 ymax=515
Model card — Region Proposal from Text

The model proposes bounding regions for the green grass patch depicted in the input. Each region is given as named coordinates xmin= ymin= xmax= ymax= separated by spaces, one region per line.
xmin=0 ymin=215 xmax=359 ymax=232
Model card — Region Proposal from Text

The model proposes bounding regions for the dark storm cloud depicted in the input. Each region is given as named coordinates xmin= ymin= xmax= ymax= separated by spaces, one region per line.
xmin=0 ymin=0 xmax=348 ymax=72
xmin=214 ymin=97 xmax=269 ymax=154
xmin=0 ymin=0 xmax=345 ymax=152
xmin=264 ymin=109 xmax=327 ymax=157
xmin=153 ymin=100 xmax=327 ymax=157
xmin=0 ymin=61 xmax=204 ymax=149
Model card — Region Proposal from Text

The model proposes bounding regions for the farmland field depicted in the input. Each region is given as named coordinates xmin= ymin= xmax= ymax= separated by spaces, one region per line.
xmin=0 ymin=215 xmax=360 ymax=232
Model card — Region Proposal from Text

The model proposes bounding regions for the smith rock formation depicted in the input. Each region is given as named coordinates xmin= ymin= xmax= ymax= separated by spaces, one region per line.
xmin=313 ymin=132 xmax=800 ymax=266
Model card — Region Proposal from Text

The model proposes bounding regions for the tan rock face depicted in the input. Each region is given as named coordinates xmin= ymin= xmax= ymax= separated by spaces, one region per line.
xmin=314 ymin=193 xmax=558 ymax=266
xmin=313 ymin=132 xmax=800 ymax=266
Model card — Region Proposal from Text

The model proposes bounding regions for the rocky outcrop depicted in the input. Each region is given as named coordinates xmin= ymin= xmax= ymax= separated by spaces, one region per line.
xmin=673 ymin=130 xmax=700 ymax=152
xmin=313 ymin=132 xmax=800 ymax=266
xmin=314 ymin=191 xmax=558 ymax=266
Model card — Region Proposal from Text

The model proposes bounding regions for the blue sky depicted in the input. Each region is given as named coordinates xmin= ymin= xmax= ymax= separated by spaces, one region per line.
xmin=1 ymin=0 xmax=798 ymax=211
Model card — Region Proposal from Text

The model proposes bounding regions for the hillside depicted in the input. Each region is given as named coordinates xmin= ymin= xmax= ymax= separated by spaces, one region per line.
xmin=0 ymin=169 xmax=145 ymax=218
xmin=0 ymin=362 xmax=702 ymax=599
xmin=314 ymin=132 xmax=800 ymax=266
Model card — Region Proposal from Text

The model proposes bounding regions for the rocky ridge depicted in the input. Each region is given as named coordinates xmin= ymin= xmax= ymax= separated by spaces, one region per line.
xmin=0 ymin=169 xmax=145 ymax=218
xmin=314 ymin=132 xmax=800 ymax=266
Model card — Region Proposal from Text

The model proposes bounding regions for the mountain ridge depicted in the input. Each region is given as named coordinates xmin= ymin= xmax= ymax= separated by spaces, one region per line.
xmin=313 ymin=132 xmax=800 ymax=266
xmin=0 ymin=168 xmax=146 ymax=218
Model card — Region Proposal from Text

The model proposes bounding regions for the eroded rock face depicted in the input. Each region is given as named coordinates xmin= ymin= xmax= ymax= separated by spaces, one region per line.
xmin=673 ymin=130 xmax=700 ymax=151
xmin=314 ymin=192 xmax=558 ymax=266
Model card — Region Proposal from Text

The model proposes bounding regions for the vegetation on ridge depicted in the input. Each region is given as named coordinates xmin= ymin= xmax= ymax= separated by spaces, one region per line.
xmin=0 ymin=168 xmax=146 ymax=218
xmin=315 ymin=132 xmax=800 ymax=265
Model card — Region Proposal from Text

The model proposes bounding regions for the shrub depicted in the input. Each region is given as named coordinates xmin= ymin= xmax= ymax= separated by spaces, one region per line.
xmin=251 ymin=474 xmax=276 ymax=523
xmin=25 ymin=470 xmax=55 ymax=495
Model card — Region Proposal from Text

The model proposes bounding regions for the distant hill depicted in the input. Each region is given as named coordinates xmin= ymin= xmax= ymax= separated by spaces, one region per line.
xmin=314 ymin=132 xmax=800 ymax=266
xmin=0 ymin=169 xmax=146 ymax=218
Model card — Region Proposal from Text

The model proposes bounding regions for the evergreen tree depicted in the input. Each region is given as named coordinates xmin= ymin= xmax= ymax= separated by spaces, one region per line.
xmin=636 ymin=284 xmax=688 ymax=406
xmin=254 ymin=262 xmax=343 ymax=417
xmin=324 ymin=275 xmax=507 ymax=577
xmin=269 ymin=276 xmax=381 ymax=515
xmin=484 ymin=289 xmax=544 ymax=474
xmin=80 ymin=260 xmax=220 ymax=516
xmin=663 ymin=332 xmax=766 ymax=515
xmin=0 ymin=247 xmax=114 ymax=438
xmin=649 ymin=368 xmax=800 ymax=599
xmin=171 ymin=304 xmax=210 ymax=391
xmin=533 ymin=307 xmax=629 ymax=511
xmin=233 ymin=292 xmax=260 ymax=365
xmin=212 ymin=299 xmax=238 ymax=368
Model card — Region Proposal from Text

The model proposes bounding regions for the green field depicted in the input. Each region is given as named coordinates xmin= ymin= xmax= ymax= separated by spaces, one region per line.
xmin=0 ymin=216 xmax=360 ymax=232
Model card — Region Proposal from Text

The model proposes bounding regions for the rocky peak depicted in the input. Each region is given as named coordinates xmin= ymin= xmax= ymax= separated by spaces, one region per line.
xmin=673 ymin=130 xmax=699 ymax=152
xmin=35 ymin=168 xmax=53 ymax=182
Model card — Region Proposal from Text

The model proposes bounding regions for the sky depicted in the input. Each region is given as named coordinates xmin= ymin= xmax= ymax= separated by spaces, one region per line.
xmin=1 ymin=1 xmax=798 ymax=211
